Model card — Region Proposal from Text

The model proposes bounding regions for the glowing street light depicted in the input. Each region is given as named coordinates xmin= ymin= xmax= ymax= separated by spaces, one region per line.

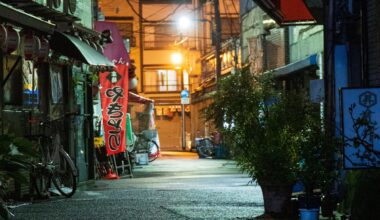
xmin=177 ymin=16 xmax=192 ymax=32
xmin=171 ymin=52 xmax=183 ymax=66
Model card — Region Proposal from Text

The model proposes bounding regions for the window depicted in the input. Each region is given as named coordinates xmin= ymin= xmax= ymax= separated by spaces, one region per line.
xmin=49 ymin=65 xmax=63 ymax=104
xmin=22 ymin=60 xmax=39 ymax=106
xmin=144 ymin=24 xmax=177 ymax=49
xmin=2 ymin=56 xmax=39 ymax=107
xmin=144 ymin=69 xmax=181 ymax=92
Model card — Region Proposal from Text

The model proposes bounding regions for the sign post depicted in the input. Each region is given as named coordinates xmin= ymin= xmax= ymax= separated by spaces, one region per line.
xmin=180 ymin=90 xmax=189 ymax=151
xmin=341 ymin=87 xmax=380 ymax=168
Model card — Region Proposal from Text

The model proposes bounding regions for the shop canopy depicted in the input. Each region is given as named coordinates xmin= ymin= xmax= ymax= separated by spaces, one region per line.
xmin=128 ymin=92 xmax=153 ymax=104
xmin=269 ymin=54 xmax=319 ymax=78
xmin=0 ymin=2 xmax=55 ymax=34
xmin=254 ymin=0 xmax=319 ymax=25
xmin=50 ymin=31 xmax=115 ymax=68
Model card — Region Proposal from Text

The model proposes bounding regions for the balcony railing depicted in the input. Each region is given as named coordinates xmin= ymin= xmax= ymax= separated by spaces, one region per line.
xmin=143 ymin=84 xmax=192 ymax=93
xmin=144 ymin=40 xmax=176 ymax=50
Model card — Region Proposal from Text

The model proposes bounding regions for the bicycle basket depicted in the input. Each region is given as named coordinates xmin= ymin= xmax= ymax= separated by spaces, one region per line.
xmin=141 ymin=129 xmax=157 ymax=140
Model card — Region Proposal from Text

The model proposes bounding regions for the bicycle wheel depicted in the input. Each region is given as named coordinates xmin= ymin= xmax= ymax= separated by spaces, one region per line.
xmin=148 ymin=140 xmax=160 ymax=162
xmin=51 ymin=149 xmax=77 ymax=197
xmin=31 ymin=140 xmax=50 ymax=198
xmin=31 ymin=164 xmax=50 ymax=198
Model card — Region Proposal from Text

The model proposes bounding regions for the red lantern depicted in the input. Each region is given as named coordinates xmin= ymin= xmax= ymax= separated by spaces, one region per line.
xmin=0 ymin=26 xmax=20 ymax=54
xmin=22 ymin=33 xmax=41 ymax=60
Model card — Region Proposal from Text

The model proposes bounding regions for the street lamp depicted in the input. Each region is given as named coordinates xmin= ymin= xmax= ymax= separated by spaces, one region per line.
xmin=170 ymin=51 xmax=187 ymax=151
xmin=177 ymin=16 xmax=192 ymax=32
xmin=171 ymin=52 xmax=183 ymax=67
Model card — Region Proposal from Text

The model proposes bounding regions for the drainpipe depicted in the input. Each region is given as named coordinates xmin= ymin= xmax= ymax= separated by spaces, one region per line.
xmin=213 ymin=0 xmax=222 ymax=84
xmin=86 ymin=73 xmax=95 ymax=179
xmin=361 ymin=1 xmax=368 ymax=86
xmin=0 ymin=52 xmax=3 ymax=134
xmin=324 ymin=0 xmax=335 ymax=128
xmin=139 ymin=0 xmax=144 ymax=92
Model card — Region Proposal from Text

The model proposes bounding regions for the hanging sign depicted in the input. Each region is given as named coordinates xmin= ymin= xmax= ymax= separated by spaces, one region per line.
xmin=341 ymin=87 xmax=380 ymax=169
xmin=99 ymin=65 xmax=129 ymax=155
xmin=96 ymin=21 xmax=130 ymax=156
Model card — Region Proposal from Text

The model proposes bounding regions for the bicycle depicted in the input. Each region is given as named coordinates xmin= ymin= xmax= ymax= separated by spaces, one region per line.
xmin=195 ymin=137 xmax=215 ymax=158
xmin=132 ymin=131 xmax=160 ymax=163
xmin=29 ymin=114 xmax=78 ymax=198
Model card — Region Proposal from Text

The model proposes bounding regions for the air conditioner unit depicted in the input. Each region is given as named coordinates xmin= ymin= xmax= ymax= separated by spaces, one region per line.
xmin=64 ymin=0 xmax=77 ymax=15
xmin=50 ymin=0 xmax=64 ymax=13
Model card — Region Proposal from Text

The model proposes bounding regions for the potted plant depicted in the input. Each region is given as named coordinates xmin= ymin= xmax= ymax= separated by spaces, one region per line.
xmin=206 ymin=69 xmax=311 ymax=218
xmin=296 ymin=111 xmax=337 ymax=220
xmin=0 ymin=134 xmax=36 ymax=219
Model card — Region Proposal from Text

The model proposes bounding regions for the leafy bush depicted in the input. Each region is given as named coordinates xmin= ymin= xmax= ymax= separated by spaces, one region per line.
xmin=206 ymin=70 xmax=307 ymax=185
xmin=206 ymin=69 xmax=337 ymax=215
xmin=0 ymin=134 xmax=36 ymax=219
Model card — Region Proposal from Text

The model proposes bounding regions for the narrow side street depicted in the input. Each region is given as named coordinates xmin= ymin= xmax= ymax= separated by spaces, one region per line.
xmin=11 ymin=152 xmax=264 ymax=220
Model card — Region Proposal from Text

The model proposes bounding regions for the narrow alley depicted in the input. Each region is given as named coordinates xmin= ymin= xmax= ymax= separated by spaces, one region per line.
xmin=10 ymin=152 xmax=264 ymax=220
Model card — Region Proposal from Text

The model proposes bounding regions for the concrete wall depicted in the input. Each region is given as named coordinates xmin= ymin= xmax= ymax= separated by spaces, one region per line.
xmin=288 ymin=25 xmax=324 ymax=63
xmin=241 ymin=6 xmax=286 ymax=71
xmin=75 ymin=1 xmax=93 ymax=28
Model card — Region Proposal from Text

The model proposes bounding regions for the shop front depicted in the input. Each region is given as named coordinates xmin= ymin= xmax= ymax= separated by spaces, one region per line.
xmin=1 ymin=2 xmax=114 ymax=186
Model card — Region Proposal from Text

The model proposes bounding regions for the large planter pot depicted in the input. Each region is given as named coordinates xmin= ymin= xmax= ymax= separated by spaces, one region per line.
xmin=298 ymin=195 xmax=321 ymax=220
xmin=259 ymin=182 xmax=293 ymax=217
xmin=299 ymin=208 xmax=319 ymax=220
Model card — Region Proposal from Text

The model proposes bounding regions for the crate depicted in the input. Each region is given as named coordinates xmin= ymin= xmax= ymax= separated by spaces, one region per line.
xmin=135 ymin=153 xmax=149 ymax=165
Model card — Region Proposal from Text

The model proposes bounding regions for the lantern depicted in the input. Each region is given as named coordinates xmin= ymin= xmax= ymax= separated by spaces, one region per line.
xmin=0 ymin=25 xmax=20 ymax=54
xmin=22 ymin=33 xmax=41 ymax=60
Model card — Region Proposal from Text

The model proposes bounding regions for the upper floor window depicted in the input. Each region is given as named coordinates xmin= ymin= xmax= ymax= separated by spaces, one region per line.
xmin=144 ymin=24 xmax=177 ymax=50
xmin=144 ymin=69 xmax=181 ymax=92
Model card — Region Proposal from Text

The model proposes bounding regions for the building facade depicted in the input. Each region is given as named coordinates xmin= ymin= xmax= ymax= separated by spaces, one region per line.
xmin=1 ymin=0 xmax=113 ymax=189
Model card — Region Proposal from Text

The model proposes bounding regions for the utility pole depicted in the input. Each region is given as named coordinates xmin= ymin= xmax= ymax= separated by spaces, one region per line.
xmin=213 ymin=0 xmax=222 ymax=84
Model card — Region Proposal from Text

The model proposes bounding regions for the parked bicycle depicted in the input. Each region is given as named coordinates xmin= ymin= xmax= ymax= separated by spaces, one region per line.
xmin=195 ymin=137 xmax=215 ymax=158
xmin=29 ymin=113 xmax=78 ymax=198
xmin=131 ymin=130 xmax=160 ymax=163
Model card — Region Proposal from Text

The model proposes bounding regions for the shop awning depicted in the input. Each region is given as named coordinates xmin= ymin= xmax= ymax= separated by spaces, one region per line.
xmin=269 ymin=54 xmax=319 ymax=78
xmin=50 ymin=31 xmax=115 ymax=67
xmin=254 ymin=0 xmax=316 ymax=25
xmin=0 ymin=2 xmax=55 ymax=34
xmin=128 ymin=92 xmax=153 ymax=104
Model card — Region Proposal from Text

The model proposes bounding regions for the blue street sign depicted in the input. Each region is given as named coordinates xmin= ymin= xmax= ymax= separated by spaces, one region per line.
xmin=181 ymin=90 xmax=189 ymax=98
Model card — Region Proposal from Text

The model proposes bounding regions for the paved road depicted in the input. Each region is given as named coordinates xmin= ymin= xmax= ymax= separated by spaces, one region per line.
xmin=10 ymin=151 xmax=264 ymax=220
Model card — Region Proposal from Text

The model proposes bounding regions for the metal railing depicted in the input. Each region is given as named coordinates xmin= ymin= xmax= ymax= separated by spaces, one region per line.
xmin=143 ymin=84 xmax=191 ymax=93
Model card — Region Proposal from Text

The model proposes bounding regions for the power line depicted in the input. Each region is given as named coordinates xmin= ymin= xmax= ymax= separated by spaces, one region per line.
xmin=124 ymin=0 xmax=196 ymax=24
xmin=145 ymin=4 xmax=173 ymax=19
xmin=125 ymin=0 xmax=148 ymax=22
xmin=131 ymin=30 xmax=212 ymax=40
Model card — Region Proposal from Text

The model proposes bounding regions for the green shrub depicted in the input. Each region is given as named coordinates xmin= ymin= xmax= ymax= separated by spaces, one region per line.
xmin=0 ymin=134 xmax=36 ymax=219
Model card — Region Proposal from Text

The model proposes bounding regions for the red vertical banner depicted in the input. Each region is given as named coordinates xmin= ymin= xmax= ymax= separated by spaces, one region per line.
xmin=95 ymin=21 xmax=131 ymax=156
xmin=100 ymin=64 xmax=128 ymax=155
